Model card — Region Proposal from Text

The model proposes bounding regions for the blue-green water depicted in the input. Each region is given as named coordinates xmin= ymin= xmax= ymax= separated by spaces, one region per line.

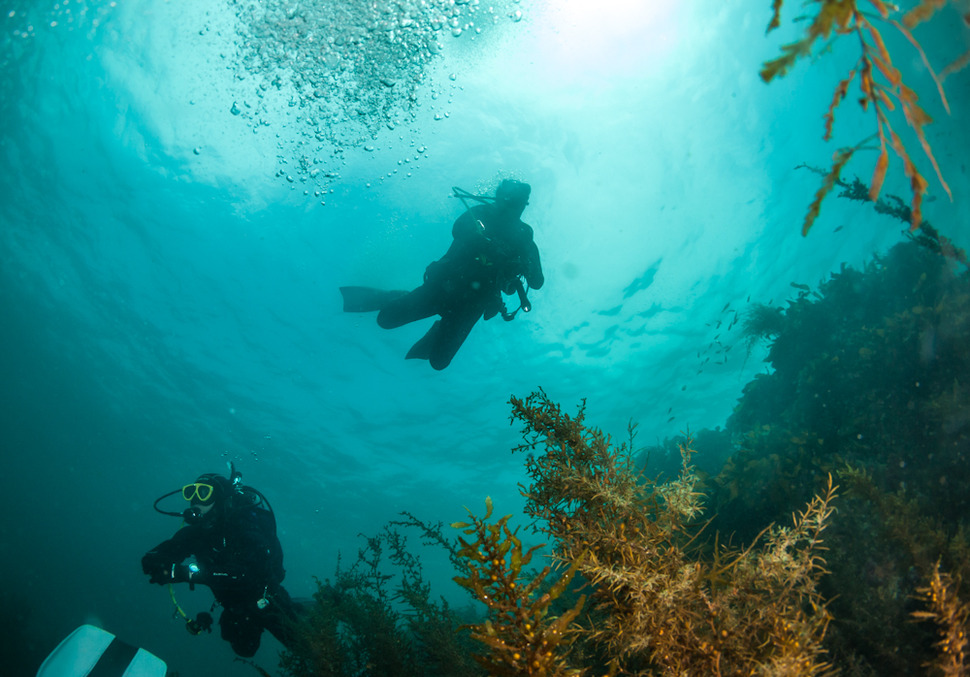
xmin=1 ymin=1 xmax=968 ymax=675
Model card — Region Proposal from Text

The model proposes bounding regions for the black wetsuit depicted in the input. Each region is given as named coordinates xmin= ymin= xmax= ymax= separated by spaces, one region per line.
xmin=376 ymin=202 xmax=544 ymax=369
xmin=141 ymin=500 xmax=299 ymax=657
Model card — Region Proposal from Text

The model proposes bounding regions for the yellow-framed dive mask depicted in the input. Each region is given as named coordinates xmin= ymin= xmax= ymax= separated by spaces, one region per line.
xmin=182 ymin=483 xmax=215 ymax=504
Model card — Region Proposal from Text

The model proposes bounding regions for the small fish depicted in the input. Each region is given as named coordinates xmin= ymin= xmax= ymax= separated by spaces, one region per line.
xmin=681 ymin=385 xmax=687 ymax=391
xmin=667 ymin=407 xmax=672 ymax=414
xmin=721 ymin=302 xmax=730 ymax=312
xmin=834 ymin=225 xmax=844 ymax=233
xmin=667 ymin=416 xmax=676 ymax=423
xmin=790 ymin=282 xmax=810 ymax=291
xmin=746 ymin=295 xmax=751 ymax=302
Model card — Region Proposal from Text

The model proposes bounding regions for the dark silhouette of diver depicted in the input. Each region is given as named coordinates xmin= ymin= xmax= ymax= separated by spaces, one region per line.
xmin=142 ymin=466 xmax=303 ymax=658
xmin=340 ymin=179 xmax=544 ymax=370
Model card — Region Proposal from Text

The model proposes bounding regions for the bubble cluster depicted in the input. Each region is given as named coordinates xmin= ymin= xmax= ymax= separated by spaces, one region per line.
xmin=3 ymin=0 xmax=117 ymax=40
xmin=227 ymin=0 xmax=527 ymax=198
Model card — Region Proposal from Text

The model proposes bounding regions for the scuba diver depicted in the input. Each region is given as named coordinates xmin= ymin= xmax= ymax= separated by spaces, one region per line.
xmin=340 ymin=179 xmax=544 ymax=370
xmin=141 ymin=465 xmax=302 ymax=658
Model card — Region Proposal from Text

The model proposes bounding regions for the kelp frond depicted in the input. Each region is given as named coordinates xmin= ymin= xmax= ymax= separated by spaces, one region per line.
xmin=452 ymin=497 xmax=585 ymax=677
xmin=912 ymin=562 xmax=970 ymax=676
xmin=763 ymin=0 xmax=968 ymax=235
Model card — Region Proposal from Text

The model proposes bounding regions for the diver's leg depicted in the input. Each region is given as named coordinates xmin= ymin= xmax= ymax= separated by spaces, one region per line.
xmin=339 ymin=286 xmax=407 ymax=313
xmin=262 ymin=586 xmax=303 ymax=652
xmin=428 ymin=307 xmax=482 ymax=370
xmin=219 ymin=606 xmax=263 ymax=658
xmin=377 ymin=284 xmax=440 ymax=329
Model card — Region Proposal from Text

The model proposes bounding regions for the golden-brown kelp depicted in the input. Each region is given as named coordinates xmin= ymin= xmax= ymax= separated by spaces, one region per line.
xmin=912 ymin=563 xmax=970 ymax=677
xmin=509 ymin=389 xmax=836 ymax=675
xmin=452 ymin=497 xmax=585 ymax=677
xmin=762 ymin=0 xmax=968 ymax=235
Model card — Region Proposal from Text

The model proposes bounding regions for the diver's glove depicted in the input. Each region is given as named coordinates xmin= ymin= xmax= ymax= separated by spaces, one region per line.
xmin=146 ymin=565 xmax=175 ymax=586
xmin=142 ymin=551 xmax=173 ymax=585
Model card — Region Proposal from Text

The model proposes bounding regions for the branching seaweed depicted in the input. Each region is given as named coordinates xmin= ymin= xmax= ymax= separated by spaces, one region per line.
xmin=762 ymin=0 xmax=968 ymax=235
xmin=280 ymin=520 xmax=482 ymax=677
xmin=796 ymin=163 xmax=969 ymax=268
xmin=452 ymin=497 xmax=585 ymax=677
xmin=507 ymin=389 xmax=836 ymax=675
xmin=913 ymin=563 xmax=970 ymax=677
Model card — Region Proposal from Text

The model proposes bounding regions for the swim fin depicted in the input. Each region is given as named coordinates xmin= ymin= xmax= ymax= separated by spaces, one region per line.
xmin=339 ymin=286 xmax=407 ymax=312
xmin=405 ymin=320 xmax=441 ymax=361
xmin=37 ymin=625 xmax=167 ymax=677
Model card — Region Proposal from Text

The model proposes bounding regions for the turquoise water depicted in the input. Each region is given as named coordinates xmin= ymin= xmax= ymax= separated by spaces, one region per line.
xmin=1 ymin=1 xmax=968 ymax=675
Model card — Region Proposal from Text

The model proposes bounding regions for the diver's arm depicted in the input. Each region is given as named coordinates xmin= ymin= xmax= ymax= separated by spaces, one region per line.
xmin=141 ymin=528 xmax=204 ymax=584
xmin=143 ymin=527 xmax=201 ymax=566
xmin=519 ymin=224 xmax=544 ymax=290
xmin=526 ymin=243 xmax=544 ymax=290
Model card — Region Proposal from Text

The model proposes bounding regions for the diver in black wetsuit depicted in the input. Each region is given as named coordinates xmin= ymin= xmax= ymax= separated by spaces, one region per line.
xmin=340 ymin=179 xmax=544 ymax=370
xmin=141 ymin=468 xmax=301 ymax=658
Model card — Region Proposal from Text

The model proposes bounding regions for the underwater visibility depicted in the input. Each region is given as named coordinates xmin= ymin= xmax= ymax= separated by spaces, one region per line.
xmin=2 ymin=0 xmax=970 ymax=675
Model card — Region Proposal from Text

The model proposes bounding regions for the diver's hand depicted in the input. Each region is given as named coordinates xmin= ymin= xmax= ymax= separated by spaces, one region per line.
xmin=142 ymin=551 xmax=172 ymax=584
xmin=147 ymin=565 xmax=175 ymax=585
xmin=141 ymin=551 xmax=163 ymax=574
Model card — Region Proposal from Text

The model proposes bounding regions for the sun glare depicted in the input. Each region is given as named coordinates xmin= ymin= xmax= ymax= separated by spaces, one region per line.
xmin=534 ymin=0 xmax=679 ymax=76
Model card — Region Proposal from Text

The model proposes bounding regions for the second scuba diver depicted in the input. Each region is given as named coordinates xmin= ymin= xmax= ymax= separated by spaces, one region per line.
xmin=141 ymin=465 xmax=303 ymax=658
